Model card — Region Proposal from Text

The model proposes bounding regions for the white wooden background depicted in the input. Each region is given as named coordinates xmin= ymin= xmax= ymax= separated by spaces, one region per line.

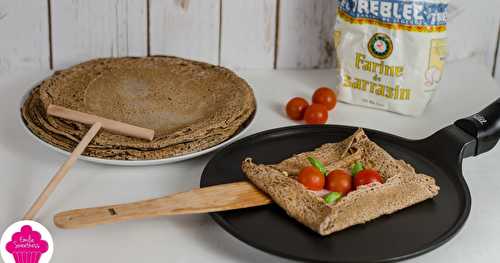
xmin=0 ymin=0 xmax=500 ymax=85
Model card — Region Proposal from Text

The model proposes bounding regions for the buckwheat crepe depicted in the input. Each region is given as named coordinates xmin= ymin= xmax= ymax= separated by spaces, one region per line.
xmin=21 ymin=56 xmax=256 ymax=160
xmin=242 ymin=129 xmax=439 ymax=236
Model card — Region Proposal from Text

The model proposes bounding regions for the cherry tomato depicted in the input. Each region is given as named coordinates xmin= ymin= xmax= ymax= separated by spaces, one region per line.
xmin=354 ymin=169 xmax=383 ymax=188
xmin=312 ymin=87 xmax=337 ymax=110
xmin=298 ymin=166 xmax=325 ymax=191
xmin=286 ymin=97 xmax=309 ymax=120
xmin=304 ymin=103 xmax=328 ymax=124
xmin=326 ymin=169 xmax=352 ymax=195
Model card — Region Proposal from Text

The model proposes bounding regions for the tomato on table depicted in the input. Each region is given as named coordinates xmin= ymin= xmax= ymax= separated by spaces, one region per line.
xmin=326 ymin=169 xmax=352 ymax=195
xmin=354 ymin=169 xmax=383 ymax=188
xmin=298 ymin=166 xmax=325 ymax=191
xmin=286 ymin=97 xmax=309 ymax=120
xmin=304 ymin=103 xmax=328 ymax=124
xmin=312 ymin=87 xmax=337 ymax=110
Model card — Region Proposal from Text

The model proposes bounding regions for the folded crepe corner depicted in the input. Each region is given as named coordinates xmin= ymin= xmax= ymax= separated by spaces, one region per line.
xmin=241 ymin=128 xmax=440 ymax=236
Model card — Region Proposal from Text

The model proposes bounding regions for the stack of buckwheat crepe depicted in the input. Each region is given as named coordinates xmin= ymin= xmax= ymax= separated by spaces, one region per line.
xmin=21 ymin=56 xmax=256 ymax=160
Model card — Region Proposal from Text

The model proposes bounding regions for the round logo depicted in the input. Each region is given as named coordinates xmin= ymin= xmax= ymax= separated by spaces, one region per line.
xmin=368 ymin=33 xmax=393 ymax=59
xmin=0 ymin=220 xmax=54 ymax=263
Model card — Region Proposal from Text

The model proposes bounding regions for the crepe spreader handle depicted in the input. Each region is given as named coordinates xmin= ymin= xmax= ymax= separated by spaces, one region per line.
xmin=53 ymin=182 xmax=272 ymax=229
xmin=23 ymin=105 xmax=155 ymax=220
xmin=23 ymin=122 xmax=102 ymax=220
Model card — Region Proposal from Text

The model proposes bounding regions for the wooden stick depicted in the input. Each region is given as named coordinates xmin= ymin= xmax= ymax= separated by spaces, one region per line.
xmin=23 ymin=106 xmax=155 ymax=220
xmin=47 ymin=104 xmax=154 ymax=141
xmin=23 ymin=122 xmax=103 ymax=220
xmin=53 ymin=181 xmax=272 ymax=229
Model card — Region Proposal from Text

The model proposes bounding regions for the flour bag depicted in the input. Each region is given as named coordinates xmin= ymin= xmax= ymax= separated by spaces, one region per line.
xmin=334 ymin=0 xmax=448 ymax=116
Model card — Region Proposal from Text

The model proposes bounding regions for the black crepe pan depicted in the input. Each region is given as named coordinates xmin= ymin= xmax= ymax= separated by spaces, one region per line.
xmin=200 ymin=98 xmax=500 ymax=262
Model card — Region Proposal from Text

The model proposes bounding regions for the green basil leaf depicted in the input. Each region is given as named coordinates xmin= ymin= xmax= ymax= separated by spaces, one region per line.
xmin=351 ymin=161 xmax=364 ymax=176
xmin=324 ymin=192 xmax=342 ymax=204
xmin=307 ymin=157 xmax=327 ymax=175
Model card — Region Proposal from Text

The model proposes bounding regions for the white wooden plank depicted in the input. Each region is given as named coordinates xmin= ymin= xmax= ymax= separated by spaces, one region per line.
xmin=220 ymin=0 xmax=276 ymax=69
xmin=0 ymin=0 xmax=49 ymax=73
xmin=276 ymin=0 xmax=336 ymax=69
xmin=447 ymin=0 xmax=500 ymax=67
xmin=480 ymin=17 xmax=498 ymax=73
xmin=495 ymin=26 xmax=500 ymax=86
xmin=150 ymin=0 xmax=220 ymax=64
xmin=52 ymin=0 xmax=147 ymax=70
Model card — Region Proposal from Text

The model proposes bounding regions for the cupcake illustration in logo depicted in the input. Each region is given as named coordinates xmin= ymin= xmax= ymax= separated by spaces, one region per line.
xmin=1 ymin=221 xmax=53 ymax=263
xmin=6 ymin=225 xmax=48 ymax=263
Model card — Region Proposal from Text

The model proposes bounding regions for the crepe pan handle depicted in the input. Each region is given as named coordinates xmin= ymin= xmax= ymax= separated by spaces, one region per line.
xmin=455 ymin=98 xmax=500 ymax=156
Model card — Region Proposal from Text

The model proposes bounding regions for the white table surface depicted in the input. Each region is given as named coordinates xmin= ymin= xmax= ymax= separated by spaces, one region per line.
xmin=1 ymin=56 xmax=500 ymax=263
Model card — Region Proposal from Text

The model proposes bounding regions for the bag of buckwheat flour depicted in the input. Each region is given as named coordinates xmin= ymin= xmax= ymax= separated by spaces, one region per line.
xmin=334 ymin=0 xmax=448 ymax=116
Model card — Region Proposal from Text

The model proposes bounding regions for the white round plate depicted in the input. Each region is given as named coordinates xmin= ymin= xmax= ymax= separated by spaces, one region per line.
xmin=19 ymin=85 xmax=256 ymax=166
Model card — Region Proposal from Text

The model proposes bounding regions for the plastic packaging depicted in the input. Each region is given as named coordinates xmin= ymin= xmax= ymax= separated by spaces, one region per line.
xmin=334 ymin=0 xmax=448 ymax=116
